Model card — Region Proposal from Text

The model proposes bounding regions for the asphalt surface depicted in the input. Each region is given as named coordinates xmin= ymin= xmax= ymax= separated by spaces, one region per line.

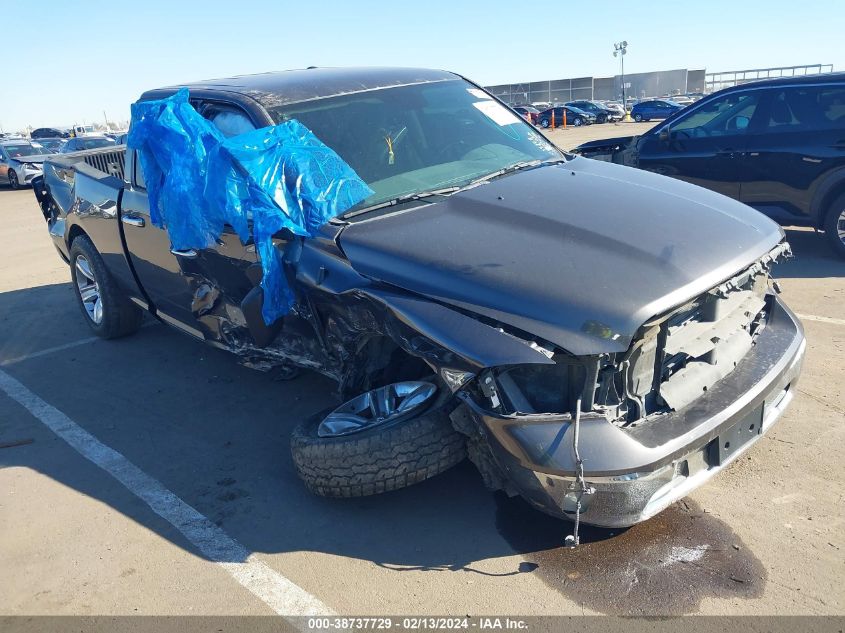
xmin=0 ymin=151 xmax=843 ymax=617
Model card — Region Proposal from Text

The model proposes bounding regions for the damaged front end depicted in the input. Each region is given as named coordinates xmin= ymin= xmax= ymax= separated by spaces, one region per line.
xmin=449 ymin=243 xmax=805 ymax=527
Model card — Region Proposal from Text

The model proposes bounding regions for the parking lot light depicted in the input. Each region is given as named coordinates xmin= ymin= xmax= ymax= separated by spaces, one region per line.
xmin=613 ymin=41 xmax=632 ymax=121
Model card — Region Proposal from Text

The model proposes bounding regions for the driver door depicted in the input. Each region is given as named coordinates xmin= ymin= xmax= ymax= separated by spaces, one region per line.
xmin=637 ymin=91 xmax=762 ymax=199
xmin=122 ymin=100 xmax=263 ymax=343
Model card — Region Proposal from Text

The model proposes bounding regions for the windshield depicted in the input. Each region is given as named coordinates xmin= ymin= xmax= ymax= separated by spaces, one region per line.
xmin=267 ymin=79 xmax=561 ymax=210
xmin=3 ymin=143 xmax=45 ymax=158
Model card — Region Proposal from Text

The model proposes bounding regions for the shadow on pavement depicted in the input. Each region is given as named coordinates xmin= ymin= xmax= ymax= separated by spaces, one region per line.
xmin=776 ymin=227 xmax=845 ymax=279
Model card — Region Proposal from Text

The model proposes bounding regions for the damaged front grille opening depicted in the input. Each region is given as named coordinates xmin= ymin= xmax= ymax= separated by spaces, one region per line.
xmin=473 ymin=244 xmax=788 ymax=427
xmin=617 ymin=270 xmax=772 ymax=425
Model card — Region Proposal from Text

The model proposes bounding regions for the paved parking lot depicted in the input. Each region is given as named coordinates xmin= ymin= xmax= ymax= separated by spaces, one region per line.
xmin=544 ymin=119 xmax=656 ymax=150
xmin=1 ymin=149 xmax=843 ymax=618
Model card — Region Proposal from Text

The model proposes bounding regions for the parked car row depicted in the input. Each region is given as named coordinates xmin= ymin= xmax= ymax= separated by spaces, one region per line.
xmin=0 ymin=133 xmax=118 ymax=189
xmin=536 ymin=105 xmax=596 ymax=127
xmin=512 ymin=100 xmax=624 ymax=127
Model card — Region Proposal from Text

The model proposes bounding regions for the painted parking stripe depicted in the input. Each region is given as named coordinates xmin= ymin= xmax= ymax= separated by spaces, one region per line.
xmin=0 ymin=368 xmax=333 ymax=621
xmin=797 ymin=313 xmax=845 ymax=327
xmin=0 ymin=321 xmax=158 ymax=367
xmin=0 ymin=336 xmax=100 ymax=367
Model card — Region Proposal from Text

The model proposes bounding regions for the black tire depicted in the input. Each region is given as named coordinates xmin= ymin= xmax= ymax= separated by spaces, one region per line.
xmin=69 ymin=235 xmax=144 ymax=338
xmin=573 ymin=117 xmax=583 ymax=127
xmin=540 ymin=118 xmax=550 ymax=128
xmin=633 ymin=113 xmax=643 ymax=122
xmin=824 ymin=192 xmax=845 ymax=259
xmin=8 ymin=170 xmax=20 ymax=190
xmin=290 ymin=388 xmax=466 ymax=498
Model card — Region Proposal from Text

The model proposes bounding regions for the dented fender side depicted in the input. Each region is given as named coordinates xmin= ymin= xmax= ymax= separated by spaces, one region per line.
xmin=358 ymin=288 xmax=556 ymax=374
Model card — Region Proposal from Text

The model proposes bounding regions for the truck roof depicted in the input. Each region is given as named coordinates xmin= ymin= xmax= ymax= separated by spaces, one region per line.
xmin=141 ymin=66 xmax=458 ymax=110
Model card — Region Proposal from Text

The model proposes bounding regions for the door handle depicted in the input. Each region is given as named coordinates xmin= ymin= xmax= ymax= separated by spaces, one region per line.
xmin=170 ymin=248 xmax=198 ymax=258
xmin=121 ymin=215 xmax=145 ymax=227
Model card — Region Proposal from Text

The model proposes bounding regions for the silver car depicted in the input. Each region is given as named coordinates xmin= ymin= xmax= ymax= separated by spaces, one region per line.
xmin=0 ymin=140 xmax=50 ymax=189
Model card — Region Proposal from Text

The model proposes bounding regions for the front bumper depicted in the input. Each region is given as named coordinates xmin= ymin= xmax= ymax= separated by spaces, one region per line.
xmin=460 ymin=295 xmax=805 ymax=527
xmin=18 ymin=164 xmax=43 ymax=185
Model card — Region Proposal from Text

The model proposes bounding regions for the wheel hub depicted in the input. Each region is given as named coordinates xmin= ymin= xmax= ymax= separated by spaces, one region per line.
xmin=317 ymin=381 xmax=438 ymax=437
xmin=75 ymin=254 xmax=103 ymax=324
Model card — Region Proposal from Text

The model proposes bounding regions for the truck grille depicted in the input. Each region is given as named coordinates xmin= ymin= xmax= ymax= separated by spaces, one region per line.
xmin=83 ymin=151 xmax=125 ymax=181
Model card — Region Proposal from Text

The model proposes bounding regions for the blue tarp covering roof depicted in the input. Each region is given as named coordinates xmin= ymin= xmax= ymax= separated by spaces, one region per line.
xmin=127 ymin=88 xmax=372 ymax=324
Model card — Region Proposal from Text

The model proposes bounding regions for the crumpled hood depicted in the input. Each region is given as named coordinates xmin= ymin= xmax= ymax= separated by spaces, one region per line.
xmin=339 ymin=157 xmax=784 ymax=356
xmin=12 ymin=154 xmax=50 ymax=164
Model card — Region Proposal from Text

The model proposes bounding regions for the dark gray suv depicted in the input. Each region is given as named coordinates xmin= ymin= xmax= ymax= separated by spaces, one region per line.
xmin=575 ymin=73 xmax=845 ymax=258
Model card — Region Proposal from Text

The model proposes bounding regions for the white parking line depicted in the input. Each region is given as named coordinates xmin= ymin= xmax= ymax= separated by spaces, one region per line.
xmin=797 ymin=313 xmax=845 ymax=327
xmin=0 ymin=368 xmax=333 ymax=621
xmin=0 ymin=321 xmax=158 ymax=367
xmin=0 ymin=336 xmax=99 ymax=367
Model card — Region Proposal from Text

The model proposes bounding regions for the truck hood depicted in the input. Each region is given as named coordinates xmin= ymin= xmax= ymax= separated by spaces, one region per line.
xmin=339 ymin=157 xmax=784 ymax=356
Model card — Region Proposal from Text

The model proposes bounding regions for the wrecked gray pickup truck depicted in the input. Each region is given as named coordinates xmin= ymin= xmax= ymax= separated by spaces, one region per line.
xmin=34 ymin=67 xmax=805 ymax=529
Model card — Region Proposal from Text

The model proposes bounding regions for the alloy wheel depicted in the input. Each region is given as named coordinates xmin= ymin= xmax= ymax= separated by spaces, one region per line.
xmin=317 ymin=381 xmax=438 ymax=438
xmin=74 ymin=254 xmax=103 ymax=324
xmin=838 ymin=208 xmax=845 ymax=246
xmin=8 ymin=171 xmax=19 ymax=189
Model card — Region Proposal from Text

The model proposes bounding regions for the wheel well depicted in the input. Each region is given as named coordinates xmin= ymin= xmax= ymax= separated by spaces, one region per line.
xmin=342 ymin=335 xmax=431 ymax=399
xmin=67 ymin=225 xmax=87 ymax=248
xmin=818 ymin=182 xmax=845 ymax=229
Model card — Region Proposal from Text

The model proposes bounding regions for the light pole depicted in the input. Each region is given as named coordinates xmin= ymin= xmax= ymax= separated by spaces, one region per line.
xmin=613 ymin=41 xmax=629 ymax=121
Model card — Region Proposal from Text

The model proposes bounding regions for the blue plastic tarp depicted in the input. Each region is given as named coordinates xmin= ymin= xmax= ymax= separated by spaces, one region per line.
xmin=127 ymin=88 xmax=372 ymax=324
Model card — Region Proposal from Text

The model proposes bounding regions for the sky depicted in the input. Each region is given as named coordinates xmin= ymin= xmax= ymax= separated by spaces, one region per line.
xmin=2 ymin=0 xmax=843 ymax=132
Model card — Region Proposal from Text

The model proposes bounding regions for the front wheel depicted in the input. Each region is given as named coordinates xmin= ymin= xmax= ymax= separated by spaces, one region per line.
xmin=573 ymin=117 xmax=583 ymax=127
xmin=290 ymin=380 xmax=466 ymax=497
xmin=8 ymin=170 xmax=20 ymax=189
xmin=633 ymin=113 xmax=643 ymax=122
xmin=540 ymin=118 xmax=550 ymax=128
xmin=69 ymin=235 xmax=144 ymax=338
xmin=824 ymin=192 xmax=845 ymax=259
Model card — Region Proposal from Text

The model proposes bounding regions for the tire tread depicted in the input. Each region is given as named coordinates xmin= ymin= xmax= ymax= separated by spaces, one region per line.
xmin=69 ymin=235 xmax=143 ymax=339
xmin=290 ymin=399 xmax=466 ymax=498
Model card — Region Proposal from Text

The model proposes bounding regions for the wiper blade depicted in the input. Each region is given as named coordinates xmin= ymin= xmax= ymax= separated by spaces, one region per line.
xmin=341 ymin=186 xmax=460 ymax=218
xmin=468 ymin=157 xmax=568 ymax=187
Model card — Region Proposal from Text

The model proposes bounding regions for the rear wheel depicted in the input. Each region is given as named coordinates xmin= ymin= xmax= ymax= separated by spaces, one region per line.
xmin=8 ymin=170 xmax=19 ymax=189
xmin=290 ymin=380 xmax=466 ymax=497
xmin=824 ymin=192 xmax=845 ymax=259
xmin=69 ymin=235 xmax=143 ymax=338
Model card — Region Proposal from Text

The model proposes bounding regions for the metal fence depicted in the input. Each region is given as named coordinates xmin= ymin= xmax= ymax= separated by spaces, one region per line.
xmin=486 ymin=64 xmax=834 ymax=106
xmin=486 ymin=69 xmax=705 ymax=106
xmin=704 ymin=64 xmax=835 ymax=92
